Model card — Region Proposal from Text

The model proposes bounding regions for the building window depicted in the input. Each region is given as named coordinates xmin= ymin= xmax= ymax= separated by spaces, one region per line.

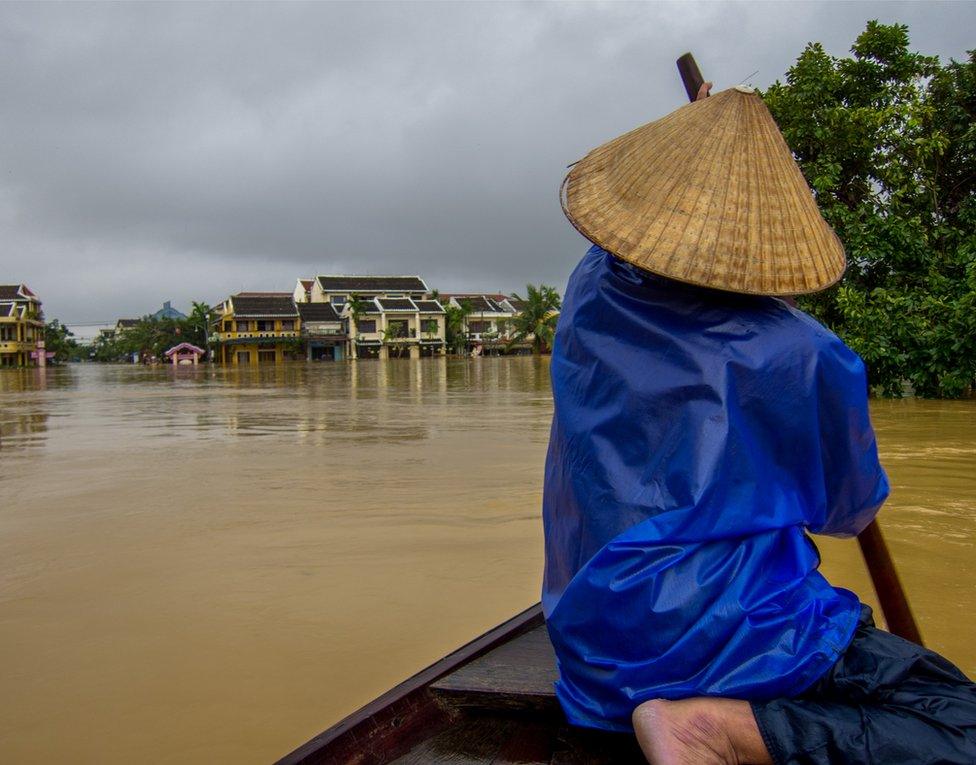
xmin=236 ymin=321 xmax=251 ymax=333
xmin=330 ymin=295 xmax=347 ymax=306
xmin=257 ymin=320 xmax=275 ymax=332
xmin=421 ymin=319 xmax=438 ymax=334
xmin=358 ymin=320 xmax=376 ymax=333
xmin=236 ymin=351 xmax=251 ymax=364
xmin=223 ymin=322 xmax=232 ymax=332
xmin=469 ymin=321 xmax=490 ymax=333
xmin=280 ymin=320 xmax=295 ymax=331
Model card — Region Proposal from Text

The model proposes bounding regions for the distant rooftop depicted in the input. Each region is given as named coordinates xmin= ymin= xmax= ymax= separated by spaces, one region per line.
xmin=375 ymin=297 xmax=418 ymax=311
xmin=151 ymin=300 xmax=187 ymax=321
xmin=296 ymin=302 xmax=341 ymax=322
xmin=0 ymin=284 xmax=38 ymax=302
xmin=505 ymin=297 xmax=528 ymax=312
xmin=414 ymin=300 xmax=445 ymax=314
xmin=451 ymin=295 xmax=510 ymax=314
xmin=316 ymin=275 xmax=428 ymax=294
xmin=231 ymin=294 xmax=298 ymax=318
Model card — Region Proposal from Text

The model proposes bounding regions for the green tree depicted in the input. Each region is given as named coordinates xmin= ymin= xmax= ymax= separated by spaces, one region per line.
xmin=763 ymin=22 xmax=976 ymax=397
xmin=185 ymin=302 xmax=212 ymax=349
xmin=444 ymin=299 xmax=472 ymax=355
xmin=43 ymin=320 xmax=78 ymax=363
xmin=510 ymin=284 xmax=561 ymax=355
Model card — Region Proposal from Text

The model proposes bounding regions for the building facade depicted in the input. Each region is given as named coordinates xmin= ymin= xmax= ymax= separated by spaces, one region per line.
xmin=304 ymin=275 xmax=447 ymax=359
xmin=441 ymin=293 xmax=533 ymax=354
xmin=297 ymin=302 xmax=346 ymax=361
xmin=0 ymin=284 xmax=45 ymax=367
xmin=212 ymin=293 xmax=302 ymax=365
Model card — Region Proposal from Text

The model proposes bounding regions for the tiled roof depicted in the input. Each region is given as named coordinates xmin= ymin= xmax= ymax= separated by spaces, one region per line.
xmin=504 ymin=297 xmax=528 ymax=312
xmin=414 ymin=300 xmax=445 ymax=313
xmin=376 ymin=298 xmax=418 ymax=311
xmin=297 ymin=302 xmax=341 ymax=322
xmin=0 ymin=284 xmax=34 ymax=302
xmin=454 ymin=295 xmax=510 ymax=313
xmin=316 ymin=275 xmax=428 ymax=293
xmin=440 ymin=292 xmax=509 ymax=303
xmin=116 ymin=318 xmax=140 ymax=328
xmin=231 ymin=295 xmax=298 ymax=318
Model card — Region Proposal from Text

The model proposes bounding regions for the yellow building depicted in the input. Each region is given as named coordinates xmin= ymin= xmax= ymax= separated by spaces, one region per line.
xmin=0 ymin=284 xmax=45 ymax=367
xmin=212 ymin=293 xmax=301 ymax=365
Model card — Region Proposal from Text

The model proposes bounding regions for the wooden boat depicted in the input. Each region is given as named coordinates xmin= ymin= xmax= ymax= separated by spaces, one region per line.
xmin=274 ymin=603 xmax=645 ymax=764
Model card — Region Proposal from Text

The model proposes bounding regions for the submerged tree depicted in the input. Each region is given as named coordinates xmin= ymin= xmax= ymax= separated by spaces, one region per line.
xmin=444 ymin=299 xmax=472 ymax=355
xmin=763 ymin=21 xmax=976 ymax=397
xmin=43 ymin=320 xmax=78 ymax=363
xmin=510 ymin=284 xmax=561 ymax=354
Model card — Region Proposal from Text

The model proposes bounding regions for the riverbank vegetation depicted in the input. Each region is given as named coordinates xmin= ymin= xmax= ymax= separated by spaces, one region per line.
xmin=89 ymin=302 xmax=212 ymax=363
xmin=764 ymin=22 xmax=975 ymax=397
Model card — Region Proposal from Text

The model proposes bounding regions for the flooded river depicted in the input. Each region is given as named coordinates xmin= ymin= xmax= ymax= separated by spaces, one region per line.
xmin=1 ymin=359 xmax=974 ymax=764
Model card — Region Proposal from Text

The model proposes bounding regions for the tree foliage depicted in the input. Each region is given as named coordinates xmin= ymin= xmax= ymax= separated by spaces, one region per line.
xmin=88 ymin=304 xmax=211 ymax=362
xmin=43 ymin=320 xmax=78 ymax=363
xmin=762 ymin=22 xmax=976 ymax=397
xmin=511 ymin=284 xmax=561 ymax=354
xmin=444 ymin=299 xmax=472 ymax=354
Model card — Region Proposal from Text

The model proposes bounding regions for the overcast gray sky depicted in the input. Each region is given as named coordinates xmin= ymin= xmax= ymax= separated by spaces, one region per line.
xmin=1 ymin=1 xmax=973 ymax=324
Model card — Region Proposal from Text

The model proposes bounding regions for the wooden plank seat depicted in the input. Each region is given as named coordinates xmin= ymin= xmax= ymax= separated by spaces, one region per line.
xmin=430 ymin=625 xmax=560 ymax=713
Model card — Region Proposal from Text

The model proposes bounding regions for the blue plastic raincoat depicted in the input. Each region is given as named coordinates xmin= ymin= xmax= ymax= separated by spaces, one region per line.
xmin=542 ymin=245 xmax=889 ymax=732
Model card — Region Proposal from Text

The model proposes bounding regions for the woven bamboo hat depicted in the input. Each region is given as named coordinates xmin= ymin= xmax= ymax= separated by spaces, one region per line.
xmin=561 ymin=86 xmax=845 ymax=295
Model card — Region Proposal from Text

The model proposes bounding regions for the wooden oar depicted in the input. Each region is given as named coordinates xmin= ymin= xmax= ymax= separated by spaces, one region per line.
xmin=674 ymin=52 xmax=923 ymax=646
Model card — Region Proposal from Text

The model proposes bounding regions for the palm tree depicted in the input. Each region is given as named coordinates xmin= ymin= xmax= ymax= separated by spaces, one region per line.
xmin=444 ymin=300 xmax=472 ymax=355
xmin=346 ymin=294 xmax=369 ymax=334
xmin=188 ymin=301 xmax=212 ymax=353
xmin=510 ymin=284 xmax=561 ymax=354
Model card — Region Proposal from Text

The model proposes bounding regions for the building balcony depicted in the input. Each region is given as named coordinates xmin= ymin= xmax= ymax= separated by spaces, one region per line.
xmin=302 ymin=328 xmax=346 ymax=338
xmin=0 ymin=341 xmax=32 ymax=353
xmin=217 ymin=331 xmax=299 ymax=346
xmin=220 ymin=330 xmax=299 ymax=341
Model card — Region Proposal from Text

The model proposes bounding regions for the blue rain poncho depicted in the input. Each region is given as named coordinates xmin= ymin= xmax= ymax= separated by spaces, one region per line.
xmin=542 ymin=245 xmax=890 ymax=732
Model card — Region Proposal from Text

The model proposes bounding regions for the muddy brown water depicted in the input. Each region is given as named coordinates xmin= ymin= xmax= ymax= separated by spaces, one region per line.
xmin=1 ymin=359 xmax=973 ymax=764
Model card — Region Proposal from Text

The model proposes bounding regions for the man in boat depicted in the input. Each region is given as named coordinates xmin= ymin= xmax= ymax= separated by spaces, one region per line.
xmin=543 ymin=84 xmax=976 ymax=764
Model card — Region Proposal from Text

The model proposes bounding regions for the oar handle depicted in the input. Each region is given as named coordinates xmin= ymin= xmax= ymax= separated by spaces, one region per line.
xmin=857 ymin=519 xmax=923 ymax=644
xmin=676 ymin=53 xmax=706 ymax=103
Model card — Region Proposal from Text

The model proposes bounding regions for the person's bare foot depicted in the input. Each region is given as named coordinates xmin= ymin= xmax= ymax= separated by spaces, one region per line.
xmin=632 ymin=698 xmax=773 ymax=765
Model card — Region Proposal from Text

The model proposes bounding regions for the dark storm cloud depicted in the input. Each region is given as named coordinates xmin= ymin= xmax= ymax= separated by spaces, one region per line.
xmin=1 ymin=1 xmax=973 ymax=322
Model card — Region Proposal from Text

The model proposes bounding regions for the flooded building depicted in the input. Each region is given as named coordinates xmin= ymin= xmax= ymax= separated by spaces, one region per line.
xmin=213 ymin=293 xmax=301 ymax=365
xmin=304 ymin=275 xmax=446 ymax=359
xmin=441 ymin=293 xmax=532 ymax=354
xmin=113 ymin=318 xmax=140 ymax=335
xmin=297 ymin=302 xmax=346 ymax=361
xmin=0 ymin=284 xmax=45 ymax=367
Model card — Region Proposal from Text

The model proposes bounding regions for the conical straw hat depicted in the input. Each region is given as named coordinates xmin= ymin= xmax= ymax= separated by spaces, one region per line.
xmin=561 ymin=86 xmax=845 ymax=295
